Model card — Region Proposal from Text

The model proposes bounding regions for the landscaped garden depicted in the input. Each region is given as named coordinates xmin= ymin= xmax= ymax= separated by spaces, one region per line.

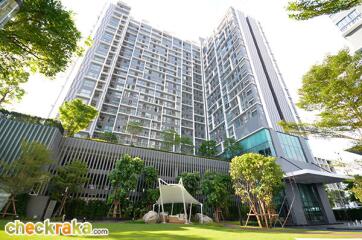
xmin=0 ymin=220 xmax=361 ymax=240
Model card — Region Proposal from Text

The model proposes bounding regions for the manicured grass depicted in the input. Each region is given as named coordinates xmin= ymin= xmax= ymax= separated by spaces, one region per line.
xmin=0 ymin=220 xmax=361 ymax=240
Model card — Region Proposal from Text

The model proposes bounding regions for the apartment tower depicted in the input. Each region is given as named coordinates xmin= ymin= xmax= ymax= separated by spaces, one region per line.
xmin=65 ymin=2 xmax=347 ymax=225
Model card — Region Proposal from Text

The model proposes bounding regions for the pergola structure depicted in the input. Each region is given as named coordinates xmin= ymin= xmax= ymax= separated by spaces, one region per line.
xmin=153 ymin=178 xmax=203 ymax=224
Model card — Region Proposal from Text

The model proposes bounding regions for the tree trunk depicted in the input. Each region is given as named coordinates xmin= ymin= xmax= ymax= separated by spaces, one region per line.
xmin=214 ymin=207 xmax=220 ymax=223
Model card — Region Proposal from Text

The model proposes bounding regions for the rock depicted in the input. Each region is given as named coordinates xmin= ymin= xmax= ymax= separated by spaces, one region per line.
xmin=143 ymin=211 xmax=159 ymax=224
xmin=159 ymin=212 xmax=169 ymax=222
xmin=195 ymin=213 xmax=213 ymax=224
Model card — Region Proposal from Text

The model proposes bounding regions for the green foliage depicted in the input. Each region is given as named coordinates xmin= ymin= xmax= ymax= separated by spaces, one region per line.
xmin=161 ymin=129 xmax=193 ymax=153
xmin=48 ymin=160 xmax=89 ymax=201
xmin=0 ymin=109 xmax=64 ymax=133
xmin=126 ymin=121 xmax=143 ymax=144
xmin=326 ymin=189 xmax=347 ymax=208
xmin=351 ymin=175 xmax=362 ymax=203
xmin=137 ymin=166 xmax=159 ymax=217
xmin=0 ymin=141 xmax=51 ymax=196
xmin=198 ymin=140 xmax=218 ymax=157
xmin=59 ymin=98 xmax=98 ymax=137
xmin=65 ymin=199 xmax=108 ymax=220
xmin=230 ymin=153 xmax=284 ymax=228
xmin=0 ymin=0 xmax=82 ymax=105
xmin=279 ymin=50 xmax=362 ymax=145
xmin=287 ymin=0 xmax=361 ymax=20
xmin=108 ymin=154 xmax=144 ymax=204
xmin=334 ymin=208 xmax=362 ymax=221
xmin=176 ymin=172 xmax=201 ymax=196
xmin=201 ymin=171 xmax=232 ymax=222
xmin=99 ymin=131 xmax=118 ymax=144
xmin=14 ymin=193 xmax=30 ymax=217
xmin=223 ymin=138 xmax=243 ymax=161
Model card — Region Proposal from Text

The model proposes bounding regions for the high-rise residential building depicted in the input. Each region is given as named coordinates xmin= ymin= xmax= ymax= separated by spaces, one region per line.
xmin=66 ymin=2 xmax=206 ymax=153
xmin=65 ymin=1 xmax=348 ymax=225
xmin=330 ymin=5 xmax=362 ymax=52
xmin=0 ymin=0 xmax=21 ymax=28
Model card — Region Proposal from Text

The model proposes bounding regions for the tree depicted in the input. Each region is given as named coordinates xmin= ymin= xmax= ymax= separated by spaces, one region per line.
xmin=59 ymin=98 xmax=98 ymax=137
xmin=108 ymin=154 xmax=144 ymax=218
xmin=287 ymin=0 xmax=361 ymax=20
xmin=126 ymin=121 xmax=143 ymax=145
xmin=48 ymin=160 xmax=89 ymax=216
xmin=139 ymin=166 xmax=159 ymax=215
xmin=0 ymin=141 xmax=51 ymax=216
xmin=0 ymin=0 xmax=83 ymax=106
xmin=279 ymin=50 xmax=362 ymax=150
xmin=99 ymin=131 xmax=118 ymax=144
xmin=161 ymin=129 xmax=194 ymax=153
xmin=223 ymin=138 xmax=243 ymax=161
xmin=201 ymin=171 xmax=232 ymax=223
xmin=230 ymin=153 xmax=284 ymax=228
xmin=198 ymin=140 xmax=217 ymax=157
xmin=326 ymin=189 xmax=348 ymax=208
xmin=351 ymin=175 xmax=362 ymax=203
xmin=176 ymin=172 xmax=201 ymax=196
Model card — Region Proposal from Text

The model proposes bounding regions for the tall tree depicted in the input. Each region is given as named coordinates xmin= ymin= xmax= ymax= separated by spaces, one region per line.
xmin=223 ymin=138 xmax=243 ymax=160
xmin=279 ymin=50 xmax=362 ymax=150
xmin=230 ymin=153 xmax=284 ymax=228
xmin=201 ymin=171 xmax=232 ymax=223
xmin=0 ymin=0 xmax=83 ymax=106
xmin=59 ymin=98 xmax=98 ymax=137
xmin=108 ymin=154 xmax=144 ymax=218
xmin=351 ymin=175 xmax=362 ymax=203
xmin=139 ymin=166 xmax=159 ymax=213
xmin=287 ymin=0 xmax=361 ymax=20
xmin=0 ymin=141 xmax=51 ymax=216
xmin=198 ymin=140 xmax=218 ymax=157
xmin=176 ymin=172 xmax=201 ymax=196
xmin=48 ymin=160 xmax=89 ymax=216
xmin=126 ymin=121 xmax=143 ymax=145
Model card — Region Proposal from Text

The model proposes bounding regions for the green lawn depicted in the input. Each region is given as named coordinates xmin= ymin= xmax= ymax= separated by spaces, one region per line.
xmin=0 ymin=220 xmax=361 ymax=240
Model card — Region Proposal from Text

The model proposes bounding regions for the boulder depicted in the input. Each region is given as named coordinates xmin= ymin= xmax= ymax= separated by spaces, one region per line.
xmin=143 ymin=211 xmax=159 ymax=224
xmin=195 ymin=213 xmax=213 ymax=224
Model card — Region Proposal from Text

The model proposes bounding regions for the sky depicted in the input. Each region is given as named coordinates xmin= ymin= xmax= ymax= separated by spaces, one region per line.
xmin=8 ymin=0 xmax=362 ymax=170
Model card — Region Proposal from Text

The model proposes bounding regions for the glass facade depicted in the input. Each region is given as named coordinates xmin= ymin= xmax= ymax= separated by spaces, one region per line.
xmin=298 ymin=184 xmax=325 ymax=224
xmin=240 ymin=129 xmax=275 ymax=156
xmin=277 ymin=132 xmax=307 ymax=162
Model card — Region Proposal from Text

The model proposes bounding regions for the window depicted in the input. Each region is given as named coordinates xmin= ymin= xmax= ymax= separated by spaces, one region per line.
xmin=336 ymin=9 xmax=361 ymax=31
xmin=277 ymin=132 xmax=307 ymax=162
xmin=95 ymin=43 xmax=110 ymax=56
xmin=86 ymin=63 xmax=102 ymax=79
xmin=78 ymin=79 xmax=96 ymax=97
xmin=93 ymin=55 xmax=105 ymax=63
xmin=101 ymin=32 xmax=114 ymax=43
xmin=109 ymin=17 xmax=120 ymax=28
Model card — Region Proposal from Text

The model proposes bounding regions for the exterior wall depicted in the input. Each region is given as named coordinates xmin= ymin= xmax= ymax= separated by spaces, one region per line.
xmin=0 ymin=118 xmax=62 ymax=165
xmin=0 ymin=0 xmax=21 ymax=28
xmin=330 ymin=5 xmax=362 ymax=52
xmin=65 ymin=2 xmax=206 ymax=153
xmin=57 ymin=137 xmax=229 ymax=201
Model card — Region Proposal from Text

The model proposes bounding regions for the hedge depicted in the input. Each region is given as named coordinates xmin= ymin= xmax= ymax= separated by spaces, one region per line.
xmin=0 ymin=109 xmax=64 ymax=134
xmin=333 ymin=208 xmax=362 ymax=221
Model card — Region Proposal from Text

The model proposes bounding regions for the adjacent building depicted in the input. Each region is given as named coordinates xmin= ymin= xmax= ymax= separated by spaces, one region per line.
xmin=65 ymin=3 xmax=206 ymax=153
xmin=0 ymin=0 xmax=21 ymax=28
xmin=63 ymin=1 xmax=349 ymax=225
xmin=330 ymin=5 xmax=362 ymax=52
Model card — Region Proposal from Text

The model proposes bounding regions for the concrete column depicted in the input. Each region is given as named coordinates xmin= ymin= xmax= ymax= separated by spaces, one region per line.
xmin=284 ymin=182 xmax=308 ymax=225
xmin=315 ymin=184 xmax=337 ymax=224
